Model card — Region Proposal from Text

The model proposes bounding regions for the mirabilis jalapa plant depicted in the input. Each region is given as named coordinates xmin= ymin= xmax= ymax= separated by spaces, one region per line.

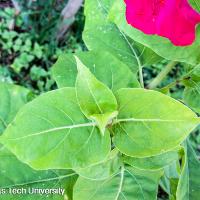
xmin=0 ymin=0 xmax=200 ymax=200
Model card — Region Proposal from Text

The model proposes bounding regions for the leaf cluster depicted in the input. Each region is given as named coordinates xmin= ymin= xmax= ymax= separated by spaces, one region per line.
xmin=0 ymin=0 xmax=200 ymax=200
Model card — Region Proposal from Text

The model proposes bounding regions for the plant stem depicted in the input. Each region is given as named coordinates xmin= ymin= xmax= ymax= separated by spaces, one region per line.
xmin=160 ymin=80 xmax=179 ymax=91
xmin=139 ymin=66 xmax=144 ymax=88
xmin=148 ymin=61 xmax=178 ymax=89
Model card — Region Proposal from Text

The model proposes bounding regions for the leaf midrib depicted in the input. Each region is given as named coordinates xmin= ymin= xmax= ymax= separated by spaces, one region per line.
xmin=114 ymin=165 xmax=125 ymax=200
xmin=115 ymin=117 xmax=200 ymax=123
xmin=1 ymin=172 xmax=76 ymax=189
xmin=89 ymin=0 xmax=142 ymax=69
xmin=5 ymin=117 xmax=199 ymax=141
xmin=4 ymin=122 xmax=96 ymax=141
xmin=83 ymin=167 xmax=146 ymax=200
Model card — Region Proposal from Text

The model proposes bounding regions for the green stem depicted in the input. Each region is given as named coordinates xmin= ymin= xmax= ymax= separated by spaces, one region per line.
xmin=139 ymin=66 xmax=144 ymax=88
xmin=160 ymin=80 xmax=179 ymax=91
xmin=148 ymin=61 xmax=178 ymax=89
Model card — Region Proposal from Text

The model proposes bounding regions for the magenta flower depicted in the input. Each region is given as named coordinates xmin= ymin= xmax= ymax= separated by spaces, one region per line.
xmin=124 ymin=0 xmax=200 ymax=46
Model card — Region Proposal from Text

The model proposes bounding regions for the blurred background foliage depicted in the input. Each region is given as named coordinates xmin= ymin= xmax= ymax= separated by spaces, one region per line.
xmin=0 ymin=0 xmax=85 ymax=93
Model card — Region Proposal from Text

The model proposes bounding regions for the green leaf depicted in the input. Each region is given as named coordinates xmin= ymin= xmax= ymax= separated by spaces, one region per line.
xmin=75 ymin=149 xmax=121 ymax=180
xmin=113 ymin=88 xmax=199 ymax=157
xmin=75 ymin=57 xmax=118 ymax=135
xmin=123 ymin=149 xmax=179 ymax=171
xmin=176 ymin=141 xmax=200 ymax=200
xmin=183 ymin=84 xmax=200 ymax=114
xmin=11 ymin=53 xmax=34 ymax=72
xmin=52 ymin=51 xmax=140 ymax=90
xmin=109 ymin=0 xmax=200 ymax=65
xmin=160 ymin=161 xmax=180 ymax=197
xmin=0 ymin=83 xmax=30 ymax=135
xmin=169 ymin=179 xmax=179 ymax=200
xmin=183 ymin=66 xmax=200 ymax=113
xmin=0 ymin=147 xmax=77 ymax=200
xmin=33 ymin=42 xmax=43 ymax=59
xmin=13 ymin=38 xmax=22 ymax=52
xmin=30 ymin=65 xmax=48 ymax=81
xmin=0 ymin=88 xmax=111 ymax=170
xmin=74 ymin=166 xmax=163 ymax=200
xmin=189 ymin=0 xmax=200 ymax=12
xmin=182 ymin=65 xmax=200 ymax=88
xmin=84 ymin=0 xmax=161 ymax=73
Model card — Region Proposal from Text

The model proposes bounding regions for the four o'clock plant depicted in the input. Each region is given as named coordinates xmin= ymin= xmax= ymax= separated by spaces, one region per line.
xmin=0 ymin=0 xmax=200 ymax=199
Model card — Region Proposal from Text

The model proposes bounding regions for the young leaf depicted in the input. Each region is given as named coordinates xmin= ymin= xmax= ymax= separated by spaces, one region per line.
xmin=0 ymin=147 xmax=77 ymax=200
xmin=123 ymin=148 xmax=179 ymax=171
xmin=75 ymin=149 xmax=121 ymax=180
xmin=74 ymin=166 xmax=163 ymax=200
xmin=52 ymin=51 xmax=140 ymax=90
xmin=113 ymin=88 xmax=200 ymax=157
xmin=75 ymin=57 xmax=118 ymax=135
xmin=0 ymin=83 xmax=30 ymax=135
xmin=0 ymin=88 xmax=111 ymax=170
xmin=176 ymin=141 xmax=200 ymax=200
xmin=84 ymin=0 xmax=161 ymax=73
xmin=109 ymin=0 xmax=200 ymax=65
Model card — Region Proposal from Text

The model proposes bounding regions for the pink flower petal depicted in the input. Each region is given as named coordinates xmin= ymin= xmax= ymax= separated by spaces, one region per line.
xmin=124 ymin=0 xmax=200 ymax=46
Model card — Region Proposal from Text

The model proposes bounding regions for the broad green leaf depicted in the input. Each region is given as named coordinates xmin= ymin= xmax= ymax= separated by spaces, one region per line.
xmin=123 ymin=149 xmax=179 ymax=171
xmin=0 ymin=88 xmax=111 ymax=170
xmin=0 ymin=83 xmax=30 ymax=134
xmin=0 ymin=147 xmax=77 ymax=200
xmin=74 ymin=166 xmax=163 ymax=200
xmin=183 ymin=66 xmax=200 ymax=113
xmin=176 ymin=141 xmax=200 ymax=200
xmin=84 ymin=0 xmax=161 ymax=73
xmin=75 ymin=149 xmax=121 ymax=180
xmin=109 ymin=0 xmax=200 ymax=65
xmin=113 ymin=88 xmax=199 ymax=157
xmin=75 ymin=57 xmax=118 ymax=135
xmin=52 ymin=51 xmax=140 ymax=90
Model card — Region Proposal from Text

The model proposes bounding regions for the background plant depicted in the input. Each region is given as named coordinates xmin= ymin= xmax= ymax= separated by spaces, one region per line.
xmin=0 ymin=1 xmax=84 ymax=93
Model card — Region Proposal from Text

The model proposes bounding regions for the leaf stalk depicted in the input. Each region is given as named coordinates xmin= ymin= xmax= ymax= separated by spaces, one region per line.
xmin=148 ymin=61 xmax=178 ymax=89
